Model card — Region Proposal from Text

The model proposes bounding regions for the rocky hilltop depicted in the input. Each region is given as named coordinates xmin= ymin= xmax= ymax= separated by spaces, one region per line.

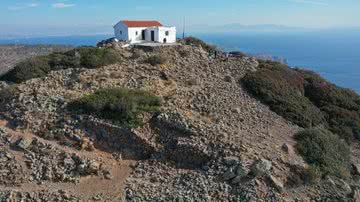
xmin=0 ymin=40 xmax=359 ymax=201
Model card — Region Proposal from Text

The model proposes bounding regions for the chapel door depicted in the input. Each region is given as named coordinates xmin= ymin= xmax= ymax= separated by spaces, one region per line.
xmin=151 ymin=31 xmax=155 ymax=41
xmin=142 ymin=30 xmax=145 ymax=40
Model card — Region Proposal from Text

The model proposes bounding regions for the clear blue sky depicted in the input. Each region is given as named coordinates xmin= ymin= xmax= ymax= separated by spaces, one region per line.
xmin=1 ymin=0 xmax=359 ymax=35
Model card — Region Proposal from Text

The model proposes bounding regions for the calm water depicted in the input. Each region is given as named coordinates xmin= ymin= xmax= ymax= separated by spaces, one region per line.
xmin=1 ymin=31 xmax=359 ymax=93
xmin=195 ymin=31 xmax=360 ymax=93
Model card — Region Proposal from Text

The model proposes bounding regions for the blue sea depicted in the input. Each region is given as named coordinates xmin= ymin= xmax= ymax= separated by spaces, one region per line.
xmin=1 ymin=30 xmax=359 ymax=93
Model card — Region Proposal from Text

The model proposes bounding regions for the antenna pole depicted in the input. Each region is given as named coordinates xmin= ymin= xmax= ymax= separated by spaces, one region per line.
xmin=183 ymin=17 xmax=185 ymax=39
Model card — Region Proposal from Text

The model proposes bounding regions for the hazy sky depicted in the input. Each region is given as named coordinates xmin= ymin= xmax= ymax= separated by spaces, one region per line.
xmin=1 ymin=0 xmax=360 ymax=36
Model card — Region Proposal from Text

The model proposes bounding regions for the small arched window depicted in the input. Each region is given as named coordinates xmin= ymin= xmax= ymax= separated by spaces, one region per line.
xmin=120 ymin=31 xmax=122 ymax=35
xmin=136 ymin=31 xmax=138 ymax=35
xmin=165 ymin=31 xmax=169 ymax=36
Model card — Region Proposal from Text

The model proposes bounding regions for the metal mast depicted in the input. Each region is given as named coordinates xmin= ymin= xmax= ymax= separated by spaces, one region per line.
xmin=182 ymin=17 xmax=186 ymax=39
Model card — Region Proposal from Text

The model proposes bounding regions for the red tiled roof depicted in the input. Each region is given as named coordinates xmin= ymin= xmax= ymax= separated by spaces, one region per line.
xmin=121 ymin=20 xmax=163 ymax=27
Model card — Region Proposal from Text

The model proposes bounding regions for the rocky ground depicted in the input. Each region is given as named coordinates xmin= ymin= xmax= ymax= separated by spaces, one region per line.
xmin=0 ymin=43 xmax=360 ymax=201
xmin=0 ymin=45 xmax=73 ymax=76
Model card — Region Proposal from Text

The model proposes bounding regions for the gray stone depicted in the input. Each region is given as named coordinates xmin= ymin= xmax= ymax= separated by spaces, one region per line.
xmin=222 ymin=167 xmax=237 ymax=181
xmin=0 ymin=127 xmax=6 ymax=136
xmin=63 ymin=157 xmax=76 ymax=169
xmin=224 ymin=156 xmax=239 ymax=166
xmin=353 ymin=189 xmax=360 ymax=202
xmin=231 ymin=176 xmax=242 ymax=184
xmin=0 ymin=81 xmax=8 ymax=90
xmin=232 ymin=108 xmax=241 ymax=114
xmin=87 ymin=161 xmax=100 ymax=174
xmin=338 ymin=179 xmax=352 ymax=195
xmin=77 ymin=163 xmax=87 ymax=174
xmin=268 ymin=175 xmax=284 ymax=192
xmin=16 ymin=137 xmax=32 ymax=150
xmin=236 ymin=164 xmax=246 ymax=177
xmin=353 ymin=163 xmax=360 ymax=175
xmin=250 ymin=159 xmax=272 ymax=177
xmin=104 ymin=171 xmax=113 ymax=180
xmin=224 ymin=75 xmax=233 ymax=82
xmin=281 ymin=143 xmax=291 ymax=153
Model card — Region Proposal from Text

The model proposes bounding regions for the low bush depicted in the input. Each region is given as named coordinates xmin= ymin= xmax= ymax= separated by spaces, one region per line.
xmin=242 ymin=60 xmax=360 ymax=143
xmin=0 ymin=85 xmax=18 ymax=106
xmin=48 ymin=52 xmax=81 ymax=70
xmin=304 ymin=165 xmax=322 ymax=184
xmin=146 ymin=55 xmax=168 ymax=66
xmin=1 ymin=47 xmax=122 ymax=83
xmin=299 ymin=69 xmax=360 ymax=143
xmin=183 ymin=37 xmax=216 ymax=53
xmin=2 ymin=56 xmax=51 ymax=83
xmin=76 ymin=46 xmax=121 ymax=69
xmin=295 ymin=128 xmax=350 ymax=179
xmin=242 ymin=60 xmax=325 ymax=128
xmin=69 ymin=88 xmax=161 ymax=128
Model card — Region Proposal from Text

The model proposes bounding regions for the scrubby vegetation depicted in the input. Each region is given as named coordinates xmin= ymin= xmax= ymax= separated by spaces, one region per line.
xmin=2 ymin=57 xmax=51 ymax=83
xmin=295 ymin=128 xmax=350 ymax=181
xmin=242 ymin=60 xmax=360 ymax=143
xmin=242 ymin=61 xmax=325 ymax=128
xmin=0 ymin=85 xmax=18 ymax=106
xmin=183 ymin=37 xmax=216 ymax=53
xmin=1 ymin=46 xmax=122 ymax=83
xmin=299 ymin=69 xmax=360 ymax=143
xmin=69 ymin=88 xmax=161 ymax=128
xmin=145 ymin=55 xmax=168 ymax=66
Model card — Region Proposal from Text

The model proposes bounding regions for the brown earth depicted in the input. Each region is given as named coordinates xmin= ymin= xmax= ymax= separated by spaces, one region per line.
xmin=0 ymin=119 xmax=132 ymax=201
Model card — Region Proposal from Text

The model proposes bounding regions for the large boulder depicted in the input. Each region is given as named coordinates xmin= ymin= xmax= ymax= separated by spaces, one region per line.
xmin=268 ymin=175 xmax=284 ymax=192
xmin=352 ymin=163 xmax=360 ymax=175
xmin=250 ymin=159 xmax=272 ymax=177
xmin=223 ymin=156 xmax=240 ymax=166
xmin=222 ymin=167 xmax=237 ymax=181
xmin=16 ymin=137 xmax=33 ymax=150
xmin=353 ymin=189 xmax=360 ymax=202
xmin=0 ymin=81 xmax=8 ymax=90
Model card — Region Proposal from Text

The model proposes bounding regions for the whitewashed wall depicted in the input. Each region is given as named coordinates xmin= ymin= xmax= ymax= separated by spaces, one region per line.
xmin=158 ymin=27 xmax=176 ymax=43
xmin=114 ymin=23 xmax=128 ymax=41
xmin=128 ymin=27 xmax=148 ymax=43
xmin=146 ymin=27 xmax=159 ymax=42
xmin=114 ymin=23 xmax=177 ymax=44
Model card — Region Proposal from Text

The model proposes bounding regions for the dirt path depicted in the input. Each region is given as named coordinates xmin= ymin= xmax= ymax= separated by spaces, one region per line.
xmin=0 ymin=120 xmax=133 ymax=201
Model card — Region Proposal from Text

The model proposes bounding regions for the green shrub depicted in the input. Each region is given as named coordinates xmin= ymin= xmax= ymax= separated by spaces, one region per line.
xmin=69 ymin=88 xmax=161 ymax=128
xmin=241 ymin=61 xmax=360 ymax=142
xmin=304 ymin=165 xmax=322 ymax=184
xmin=1 ymin=47 xmax=122 ymax=83
xmin=146 ymin=55 xmax=168 ymax=66
xmin=184 ymin=37 xmax=216 ymax=53
xmin=242 ymin=60 xmax=325 ymax=128
xmin=0 ymin=85 xmax=18 ymax=106
xmin=295 ymin=128 xmax=350 ymax=179
xmin=2 ymin=56 xmax=51 ymax=83
xmin=48 ymin=52 xmax=81 ymax=70
xmin=298 ymin=69 xmax=360 ymax=143
xmin=299 ymin=69 xmax=360 ymax=110
xmin=76 ymin=46 xmax=121 ymax=69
